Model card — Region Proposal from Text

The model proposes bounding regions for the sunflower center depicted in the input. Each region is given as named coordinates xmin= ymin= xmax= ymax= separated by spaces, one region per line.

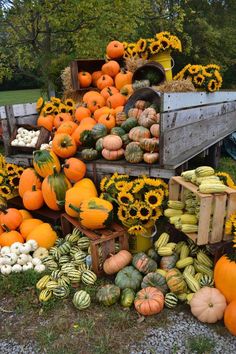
xmin=2 ymin=187 xmax=9 ymax=193
xmin=129 ymin=208 xmax=137 ymax=217
xmin=121 ymin=196 xmax=129 ymax=204
xmin=140 ymin=208 xmax=149 ymax=216
xmin=121 ymin=210 xmax=126 ymax=218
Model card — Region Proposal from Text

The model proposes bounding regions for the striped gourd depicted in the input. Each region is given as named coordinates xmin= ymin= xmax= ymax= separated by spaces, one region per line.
xmin=200 ymin=274 xmax=214 ymax=287
xmin=49 ymin=246 xmax=59 ymax=256
xmin=195 ymin=273 xmax=203 ymax=282
xmin=59 ymin=255 xmax=71 ymax=266
xmin=185 ymin=207 xmax=196 ymax=215
xmin=77 ymin=264 xmax=90 ymax=272
xmin=70 ymin=246 xmax=82 ymax=256
xmin=65 ymin=228 xmax=82 ymax=243
xmin=181 ymin=169 xmax=196 ymax=181
xmin=165 ymin=242 xmax=177 ymax=250
xmin=53 ymin=286 xmax=70 ymax=299
xmin=45 ymin=260 xmax=58 ymax=271
xmin=52 ymin=248 xmax=61 ymax=261
xmin=196 ymin=176 xmax=221 ymax=185
xmin=58 ymin=275 xmax=71 ymax=287
xmin=154 ymin=233 xmax=170 ymax=249
xmin=81 ymin=270 xmax=97 ymax=285
xmin=175 ymin=241 xmax=186 ymax=254
xmin=58 ymin=241 xmax=71 ymax=255
xmin=164 ymin=209 xmax=183 ymax=218
xmin=169 ymin=216 xmax=181 ymax=224
xmin=67 ymin=269 xmax=82 ymax=283
xmin=55 ymin=238 xmax=65 ymax=247
xmin=195 ymin=166 xmax=215 ymax=177
xmin=176 ymin=257 xmax=194 ymax=269
xmin=73 ymin=290 xmax=91 ymax=310
xmin=36 ymin=275 xmax=51 ymax=290
xmin=177 ymin=293 xmax=188 ymax=302
xmin=188 ymin=243 xmax=199 ymax=256
xmin=194 ymin=260 xmax=213 ymax=277
xmin=199 ymin=184 xmax=227 ymax=194
xmin=167 ymin=200 xmax=185 ymax=210
xmin=180 ymin=214 xmax=198 ymax=225
xmin=51 ymin=270 xmax=62 ymax=280
xmin=180 ymin=244 xmax=190 ymax=259
xmin=183 ymin=265 xmax=195 ymax=276
xmin=77 ymin=237 xmax=90 ymax=250
xmin=39 ymin=289 xmax=53 ymax=302
xmin=197 ymin=251 xmax=213 ymax=268
xmin=181 ymin=224 xmax=198 ymax=233
xmin=164 ymin=293 xmax=178 ymax=308
xmin=174 ymin=220 xmax=182 ymax=230
xmin=157 ymin=247 xmax=173 ymax=256
xmin=60 ymin=263 xmax=76 ymax=274
xmin=42 ymin=256 xmax=55 ymax=265
xmin=156 ymin=268 xmax=167 ymax=277
xmin=73 ymin=251 xmax=87 ymax=264
xmin=186 ymin=293 xmax=195 ymax=304
xmin=46 ymin=280 xmax=59 ymax=290
xmin=183 ymin=272 xmax=200 ymax=293
xmin=166 ymin=269 xmax=187 ymax=295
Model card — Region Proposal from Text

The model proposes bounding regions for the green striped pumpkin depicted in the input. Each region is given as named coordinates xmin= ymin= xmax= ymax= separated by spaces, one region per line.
xmin=166 ymin=268 xmax=188 ymax=295
xmin=59 ymin=255 xmax=71 ymax=266
xmin=46 ymin=280 xmax=59 ymax=290
xmin=33 ymin=149 xmax=60 ymax=178
xmin=81 ymin=270 xmax=97 ymax=285
xmin=73 ymin=290 xmax=91 ymax=310
xmin=67 ymin=269 xmax=82 ymax=283
xmin=110 ymin=127 xmax=126 ymax=136
xmin=42 ymin=256 xmax=55 ymax=264
xmin=77 ymin=264 xmax=90 ymax=272
xmin=53 ymin=285 xmax=70 ymax=299
xmin=51 ymin=270 xmax=62 ymax=280
xmin=70 ymin=246 xmax=82 ymax=256
xmin=200 ymin=274 xmax=214 ymax=287
xmin=141 ymin=272 xmax=168 ymax=294
xmin=164 ymin=292 xmax=178 ymax=308
xmin=58 ymin=241 xmax=71 ymax=255
xmin=96 ymin=285 xmax=120 ymax=306
xmin=45 ymin=260 xmax=58 ymax=271
xmin=60 ymin=263 xmax=75 ymax=274
xmin=77 ymin=237 xmax=90 ymax=250
xmin=58 ymin=275 xmax=71 ymax=287
xmin=65 ymin=229 xmax=81 ymax=243
xmin=73 ymin=251 xmax=87 ymax=264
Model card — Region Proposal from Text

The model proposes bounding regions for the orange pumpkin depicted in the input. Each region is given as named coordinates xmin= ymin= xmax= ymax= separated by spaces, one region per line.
xmin=78 ymin=71 xmax=92 ymax=88
xmin=37 ymin=114 xmax=54 ymax=131
xmin=23 ymin=185 xmax=44 ymax=211
xmin=74 ymin=106 xmax=91 ymax=123
xmin=56 ymin=121 xmax=78 ymax=135
xmin=94 ymin=106 xmax=114 ymax=122
xmin=19 ymin=168 xmax=42 ymax=198
xmin=134 ymin=287 xmax=164 ymax=316
xmin=102 ymin=148 xmax=124 ymax=160
xmin=102 ymin=61 xmax=120 ymax=77
xmin=52 ymin=133 xmax=77 ymax=158
xmin=72 ymin=124 xmax=95 ymax=146
xmin=115 ymin=70 xmax=133 ymax=90
xmin=65 ymin=185 xmax=97 ymax=217
xmin=224 ymin=300 xmax=236 ymax=336
xmin=214 ymin=255 xmax=236 ymax=303
xmin=20 ymin=218 xmax=44 ymax=239
xmin=106 ymin=93 xmax=126 ymax=109
xmin=63 ymin=157 xmax=86 ymax=183
xmin=0 ymin=229 xmax=24 ymax=247
xmin=80 ymin=117 xmax=96 ymax=126
xmin=100 ymin=86 xmax=119 ymax=100
xmin=54 ymin=113 xmax=73 ymax=129
xmin=91 ymin=70 xmax=103 ymax=86
xmin=83 ymin=90 xmax=102 ymax=104
xmin=103 ymin=135 xmax=123 ymax=150
xmin=103 ymin=250 xmax=132 ymax=275
xmin=98 ymin=113 xmax=116 ymax=131
xmin=26 ymin=223 xmax=57 ymax=249
xmin=0 ymin=208 xmax=23 ymax=230
xmin=86 ymin=94 xmax=106 ymax=113
xmin=0 ymin=224 xmax=4 ymax=236
xmin=97 ymin=75 xmax=114 ymax=90
xmin=106 ymin=40 xmax=124 ymax=59
xmin=19 ymin=209 xmax=32 ymax=220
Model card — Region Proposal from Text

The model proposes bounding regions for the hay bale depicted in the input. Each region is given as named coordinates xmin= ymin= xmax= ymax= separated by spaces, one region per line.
xmin=153 ymin=79 xmax=196 ymax=93
xmin=61 ymin=67 xmax=73 ymax=91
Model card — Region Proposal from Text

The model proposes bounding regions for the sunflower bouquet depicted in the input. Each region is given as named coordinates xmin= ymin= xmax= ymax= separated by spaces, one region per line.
xmin=216 ymin=172 xmax=236 ymax=189
xmin=123 ymin=31 xmax=182 ymax=60
xmin=100 ymin=172 xmax=168 ymax=236
xmin=0 ymin=154 xmax=24 ymax=199
xmin=174 ymin=64 xmax=223 ymax=92
xmin=36 ymin=96 xmax=75 ymax=117
xmin=225 ymin=212 xmax=236 ymax=246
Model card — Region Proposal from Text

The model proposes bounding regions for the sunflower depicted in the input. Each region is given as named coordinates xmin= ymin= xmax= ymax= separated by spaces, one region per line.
xmin=16 ymin=166 xmax=24 ymax=176
xmin=151 ymin=207 xmax=162 ymax=220
xmin=123 ymin=51 xmax=130 ymax=59
xmin=128 ymin=224 xmax=146 ymax=236
xmin=141 ymin=52 xmax=149 ymax=60
xmin=9 ymin=175 xmax=20 ymax=188
xmin=173 ymin=64 xmax=191 ymax=80
xmin=58 ymin=103 xmax=68 ymax=113
xmin=193 ymin=74 xmax=205 ymax=86
xmin=132 ymin=179 xmax=145 ymax=193
xmin=160 ymin=39 xmax=170 ymax=50
xmin=216 ymin=172 xmax=236 ymax=189
xmin=205 ymin=64 xmax=220 ymax=71
xmin=64 ymin=98 xmax=75 ymax=107
xmin=117 ymin=205 xmax=128 ymax=223
xmin=137 ymin=202 xmax=152 ymax=220
xmin=156 ymin=31 xmax=170 ymax=39
xmin=100 ymin=176 xmax=109 ymax=192
xmin=149 ymin=40 xmax=161 ymax=55
xmin=188 ymin=65 xmax=202 ymax=75
xmin=66 ymin=107 xmax=75 ymax=116
xmin=43 ymin=103 xmax=55 ymax=115
xmin=117 ymin=191 xmax=134 ymax=206
xmin=207 ymin=79 xmax=218 ymax=92
xmin=127 ymin=205 xmax=138 ymax=219
xmin=122 ymin=42 xmax=129 ymax=50
xmin=6 ymin=163 xmax=17 ymax=175
xmin=50 ymin=97 xmax=61 ymax=106
xmin=36 ymin=97 xmax=44 ymax=112
xmin=0 ymin=175 xmax=4 ymax=184
xmin=225 ymin=220 xmax=233 ymax=235
xmin=115 ymin=181 xmax=128 ymax=191
xmin=105 ymin=180 xmax=117 ymax=195
xmin=0 ymin=185 xmax=12 ymax=198
xmin=202 ymin=68 xmax=212 ymax=78
xmin=136 ymin=38 xmax=147 ymax=53
xmin=144 ymin=190 xmax=164 ymax=208
xmin=0 ymin=168 xmax=6 ymax=177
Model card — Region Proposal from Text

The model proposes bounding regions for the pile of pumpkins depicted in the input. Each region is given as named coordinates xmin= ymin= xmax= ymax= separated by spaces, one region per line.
xmin=18 ymin=153 xmax=113 ymax=230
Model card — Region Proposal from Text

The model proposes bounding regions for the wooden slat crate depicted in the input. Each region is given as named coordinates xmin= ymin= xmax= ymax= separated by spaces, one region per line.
xmin=169 ymin=176 xmax=236 ymax=245
xmin=60 ymin=213 xmax=129 ymax=276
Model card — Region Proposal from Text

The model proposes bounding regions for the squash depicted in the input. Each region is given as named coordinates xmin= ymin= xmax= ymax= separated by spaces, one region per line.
xmin=115 ymin=70 xmax=133 ymax=90
xmin=19 ymin=168 xmax=42 ymax=198
xmin=78 ymin=71 xmax=92 ymax=88
xmin=190 ymin=287 xmax=227 ymax=323
xmin=102 ymin=135 xmax=123 ymax=151
xmin=73 ymin=178 xmax=98 ymax=195
xmin=93 ymin=106 xmax=115 ymax=122
xmin=102 ymin=60 xmax=120 ymax=77
xmin=132 ymin=252 xmax=157 ymax=274
xmin=129 ymin=126 xmax=151 ymax=142
xmin=56 ymin=121 xmax=78 ymax=135
xmin=81 ymin=148 xmax=98 ymax=161
xmin=106 ymin=93 xmax=126 ymax=109
xmin=37 ymin=114 xmax=54 ymax=131
xmin=33 ymin=149 xmax=60 ymax=178
xmin=0 ymin=229 xmax=24 ymax=247
xmin=19 ymin=209 xmax=32 ymax=221
xmin=22 ymin=185 xmax=44 ymax=210
xmin=72 ymin=122 xmax=96 ymax=146
xmin=110 ymin=127 xmax=126 ymax=136
xmin=97 ymin=75 xmax=114 ymax=90
xmin=95 ymin=137 xmax=104 ymax=153
xmin=26 ymin=223 xmax=57 ymax=249
xmin=91 ymin=124 xmax=107 ymax=140
xmin=160 ymin=253 xmax=178 ymax=270
xmin=125 ymin=142 xmax=143 ymax=163
xmin=140 ymin=138 xmax=159 ymax=152
xmin=96 ymin=284 xmax=120 ymax=306
xmin=91 ymin=71 xmax=103 ymax=87
xmin=103 ymin=250 xmax=132 ymax=275
xmin=106 ymin=40 xmax=124 ymax=59
xmin=63 ymin=158 xmax=86 ymax=183
xmin=70 ymin=197 xmax=113 ymax=230
xmin=138 ymin=108 xmax=158 ymax=128
xmin=166 ymin=268 xmax=188 ymax=295
xmin=214 ymin=255 xmax=236 ymax=303
xmin=135 ymin=100 xmax=150 ymax=110
xmin=134 ymin=287 xmax=164 ymax=316
xmin=121 ymin=134 xmax=131 ymax=146
xmin=79 ymin=130 xmax=95 ymax=148
xmin=74 ymin=106 xmax=91 ymax=123
xmin=0 ymin=208 xmax=23 ymax=230
xmin=141 ymin=272 xmax=168 ymax=294
xmin=100 ymin=86 xmax=119 ymax=100
xmin=41 ymin=167 xmax=71 ymax=211
xmin=20 ymin=218 xmax=44 ymax=239
xmin=98 ymin=113 xmax=116 ymax=131
xmin=115 ymin=265 xmax=143 ymax=290
xmin=143 ymin=152 xmax=159 ymax=164
xmin=120 ymin=288 xmax=135 ymax=308
xmin=224 ymin=300 xmax=236 ymax=336
xmin=120 ymin=84 xmax=134 ymax=99
xmin=115 ymin=111 xmax=127 ymax=126
xmin=102 ymin=148 xmax=124 ymax=161
xmin=150 ymin=123 xmax=160 ymax=137
xmin=128 ymin=108 xmax=143 ymax=119
xmin=52 ymin=133 xmax=77 ymax=159
xmin=65 ymin=186 xmax=97 ymax=218
xmin=53 ymin=113 xmax=73 ymax=129
xmin=121 ymin=117 xmax=137 ymax=132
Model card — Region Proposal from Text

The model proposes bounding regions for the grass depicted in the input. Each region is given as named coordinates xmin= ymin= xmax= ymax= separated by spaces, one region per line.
xmin=0 ymin=88 xmax=45 ymax=105
xmin=186 ymin=335 xmax=215 ymax=354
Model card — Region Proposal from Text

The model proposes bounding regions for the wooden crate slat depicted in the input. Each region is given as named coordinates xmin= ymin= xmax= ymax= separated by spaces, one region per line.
xmin=224 ymin=188 xmax=236 ymax=240
xmin=210 ymin=194 xmax=227 ymax=243
xmin=171 ymin=176 xmax=212 ymax=198
xmin=168 ymin=178 xmax=181 ymax=200
xmin=197 ymin=196 xmax=212 ymax=245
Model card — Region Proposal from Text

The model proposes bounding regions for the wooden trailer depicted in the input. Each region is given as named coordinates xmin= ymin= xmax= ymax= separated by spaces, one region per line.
xmin=0 ymin=90 xmax=236 ymax=179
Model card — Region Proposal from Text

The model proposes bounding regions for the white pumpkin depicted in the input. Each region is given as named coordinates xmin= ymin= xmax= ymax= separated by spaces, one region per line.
xmin=34 ymin=264 xmax=46 ymax=273
xmin=19 ymin=243 xmax=31 ymax=254
xmin=1 ymin=264 xmax=12 ymax=275
xmin=26 ymin=239 xmax=38 ymax=252
xmin=22 ymin=262 xmax=33 ymax=271
xmin=33 ymin=247 xmax=49 ymax=259
xmin=17 ymin=127 xmax=24 ymax=133
xmin=0 ymin=257 xmax=6 ymax=265
xmin=27 ymin=255 xmax=33 ymax=262
xmin=10 ymin=242 xmax=23 ymax=255
xmin=6 ymin=253 xmax=18 ymax=265
xmin=12 ymin=264 xmax=22 ymax=273
xmin=1 ymin=246 xmax=11 ymax=256
xmin=17 ymin=254 xmax=29 ymax=265
xmin=32 ymin=257 xmax=42 ymax=266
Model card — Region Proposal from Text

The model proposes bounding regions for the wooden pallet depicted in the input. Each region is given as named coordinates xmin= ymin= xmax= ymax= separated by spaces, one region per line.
xmin=169 ymin=176 xmax=236 ymax=245
xmin=60 ymin=213 xmax=129 ymax=276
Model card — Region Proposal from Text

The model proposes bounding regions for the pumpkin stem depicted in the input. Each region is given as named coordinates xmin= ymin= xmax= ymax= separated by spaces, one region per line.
xmin=62 ymin=164 xmax=69 ymax=169
xmin=32 ymin=185 xmax=37 ymax=192
xmin=68 ymin=203 xmax=81 ymax=213
xmin=1 ymin=224 xmax=10 ymax=232
xmin=0 ymin=206 xmax=7 ymax=214
xmin=57 ymin=200 xmax=65 ymax=207
xmin=52 ymin=165 xmax=58 ymax=174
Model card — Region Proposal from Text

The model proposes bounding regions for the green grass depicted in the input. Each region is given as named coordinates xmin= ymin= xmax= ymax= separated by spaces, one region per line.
xmin=0 ymin=89 xmax=45 ymax=105
xmin=186 ymin=335 xmax=215 ymax=354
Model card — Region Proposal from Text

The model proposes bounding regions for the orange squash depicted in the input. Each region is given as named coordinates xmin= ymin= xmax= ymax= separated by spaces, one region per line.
xmin=79 ymin=117 xmax=96 ymax=126
xmin=63 ymin=157 xmax=86 ymax=183
xmin=20 ymin=218 xmax=44 ymax=239
xmin=115 ymin=70 xmax=133 ymax=90
xmin=0 ymin=229 xmax=24 ymax=247
xmin=26 ymin=223 xmax=57 ymax=249
xmin=37 ymin=114 xmax=54 ymax=131
xmin=65 ymin=185 xmax=97 ymax=217
xmin=83 ymin=91 xmax=102 ymax=104
xmin=78 ymin=71 xmax=92 ymax=88
xmin=103 ymin=250 xmax=132 ymax=275
xmin=103 ymin=135 xmax=123 ymax=150
xmin=19 ymin=168 xmax=42 ymax=198
xmin=94 ymin=106 xmax=114 ymax=122
xmin=106 ymin=41 xmax=124 ymax=59
xmin=214 ymin=255 xmax=236 ymax=303
xmin=91 ymin=70 xmax=103 ymax=86
xmin=134 ymin=287 xmax=164 ymax=316
xmin=73 ymin=178 xmax=98 ymax=195
xmin=33 ymin=149 xmax=61 ymax=178
xmin=19 ymin=209 xmax=32 ymax=220
xmin=0 ymin=208 xmax=23 ymax=230
xmin=53 ymin=113 xmax=73 ymax=129
xmin=97 ymin=75 xmax=114 ymax=90
xmin=56 ymin=121 xmax=78 ymax=135
xmin=98 ymin=113 xmax=116 ymax=131
xmin=224 ymin=300 xmax=236 ymax=336
xmin=23 ymin=186 xmax=44 ymax=211
xmin=102 ymin=148 xmax=124 ymax=160
xmin=41 ymin=168 xmax=71 ymax=211
xmin=106 ymin=93 xmax=126 ymax=109
xmin=74 ymin=106 xmax=91 ymax=123
xmin=100 ymin=86 xmax=119 ymax=100
xmin=102 ymin=61 xmax=120 ymax=78
xmin=52 ymin=133 xmax=77 ymax=159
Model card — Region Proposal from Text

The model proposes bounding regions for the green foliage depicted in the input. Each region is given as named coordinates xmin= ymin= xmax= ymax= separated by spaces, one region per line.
xmin=186 ymin=335 xmax=215 ymax=354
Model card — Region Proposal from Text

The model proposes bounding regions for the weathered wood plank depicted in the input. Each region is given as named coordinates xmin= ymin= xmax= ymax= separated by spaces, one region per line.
xmin=5 ymin=154 xmax=33 ymax=166
xmin=5 ymin=105 xmax=16 ymax=134
xmin=210 ymin=194 xmax=227 ymax=243
xmin=70 ymin=61 xmax=80 ymax=91
xmin=17 ymin=115 xmax=38 ymax=125
xmin=0 ymin=103 xmax=37 ymax=119
xmin=1 ymin=119 xmax=10 ymax=156
xmin=162 ymin=91 xmax=236 ymax=112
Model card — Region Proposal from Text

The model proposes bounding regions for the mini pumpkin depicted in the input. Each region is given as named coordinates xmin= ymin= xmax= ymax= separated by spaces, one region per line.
xmin=19 ymin=168 xmax=42 ymax=198
xmin=138 ymin=108 xmax=158 ymax=128
xmin=97 ymin=75 xmax=114 ymax=90
xmin=129 ymin=126 xmax=151 ymax=142
xmin=23 ymin=185 xmax=44 ymax=210
xmin=106 ymin=40 xmax=124 ymax=59
xmin=120 ymin=84 xmax=133 ymax=99
xmin=102 ymin=61 xmax=120 ymax=77
xmin=93 ymin=106 xmax=114 ymax=122
xmin=53 ymin=113 xmax=73 ymax=129
xmin=134 ymin=287 xmax=164 ymax=316
xmin=0 ymin=229 xmax=24 ymax=247
xmin=20 ymin=218 xmax=44 ymax=239
xmin=143 ymin=152 xmax=159 ymax=164
xmin=78 ymin=71 xmax=92 ymax=88
xmin=106 ymin=93 xmax=126 ymax=109
xmin=0 ymin=208 xmax=23 ymax=230
xmin=102 ymin=135 xmax=123 ymax=151
xmin=33 ymin=149 xmax=61 ymax=178
xmin=115 ymin=111 xmax=127 ymax=126
xmin=128 ymin=108 xmax=143 ymax=119
xmin=139 ymin=138 xmax=159 ymax=152
xmin=86 ymin=93 xmax=106 ymax=113
xmin=125 ymin=142 xmax=143 ymax=163
xmin=26 ymin=223 xmax=57 ymax=249
xmin=52 ymin=133 xmax=77 ymax=158
xmin=224 ymin=300 xmax=236 ymax=336
xmin=135 ymin=100 xmax=150 ymax=110
xmin=37 ymin=114 xmax=54 ymax=131
xmin=100 ymin=86 xmax=119 ymax=100
xmin=103 ymin=250 xmax=132 ymax=275
xmin=150 ymin=124 xmax=160 ymax=137
xmin=98 ymin=113 xmax=116 ymax=131
xmin=63 ymin=158 xmax=86 ymax=183
xmin=115 ymin=70 xmax=133 ymax=90
xmin=56 ymin=121 xmax=78 ymax=135
xmin=102 ymin=148 xmax=124 ymax=161
xmin=91 ymin=71 xmax=103 ymax=86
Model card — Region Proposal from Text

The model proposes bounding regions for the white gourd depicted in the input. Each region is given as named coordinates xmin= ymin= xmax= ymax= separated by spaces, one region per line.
xmin=22 ymin=262 xmax=33 ymax=271
xmin=34 ymin=264 xmax=46 ymax=273
xmin=1 ymin=264 xmax=12 ymax=275
xmin=32 ymin=257 xmax=42 ymax=266
xmin=17 ymin=254 xmax=29 ymax=265
xmin=1 ymin=246 xmax=11 ymax=256
xmin=12 ymin=264 xmax=22 ymax=273
xmin=19 ymin=243 xmax=31 ymax=254
xmin=26 ymin=240 xmax=38 ymax=251
xmin=10 ymin=242 xmax=23 ymax=255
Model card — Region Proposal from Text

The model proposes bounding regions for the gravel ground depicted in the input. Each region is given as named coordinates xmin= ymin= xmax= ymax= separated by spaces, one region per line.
xmin=0 ymin=339 xmax=40 ymax=354
xmin=130 ymin=311 xmax=236 ymax=354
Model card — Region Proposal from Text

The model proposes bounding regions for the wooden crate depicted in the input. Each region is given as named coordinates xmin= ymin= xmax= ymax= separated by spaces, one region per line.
xmin=61 ymin=213 xmax=129 ymax=276
xmin=169 ymin=176 xmax=236 ymax=245
xmin=70 ymin=59 xmax=106 ymax=91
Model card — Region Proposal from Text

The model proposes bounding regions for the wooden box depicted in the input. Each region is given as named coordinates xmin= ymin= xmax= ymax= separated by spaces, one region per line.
xmin=70 ymin=59 xmax=106 ymax=91
xmin=169 ymin=176 xmax=236 ymax=245
xmin=10 ymin=124 xmax=51 ymax=154
xmin=61 ymin=213 xmax=129 ymax=276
